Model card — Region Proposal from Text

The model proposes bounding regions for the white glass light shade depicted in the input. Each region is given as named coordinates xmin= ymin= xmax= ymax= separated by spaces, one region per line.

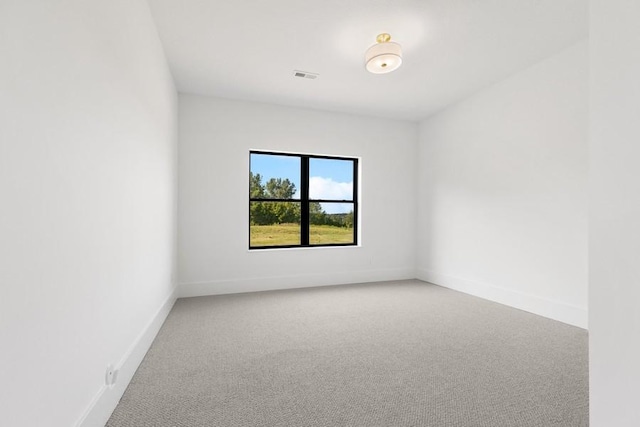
xmin=365 ymin=41 xmax=402 ymax=74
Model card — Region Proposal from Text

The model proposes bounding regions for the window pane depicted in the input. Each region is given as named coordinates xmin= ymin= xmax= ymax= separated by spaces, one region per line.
xmin=309 ymin=158 xmax=353 ymax=201
xmin=309 ymin=202 xmax=354 ymax=245
xmin=250 ymin=201 xmax=301 ymax=247
xmin=250 ymin=153 xmax=300 ymax=200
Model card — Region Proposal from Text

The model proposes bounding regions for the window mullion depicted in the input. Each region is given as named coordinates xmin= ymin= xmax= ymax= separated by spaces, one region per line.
xmin=300 ymin=156 xmax=310 ymax=246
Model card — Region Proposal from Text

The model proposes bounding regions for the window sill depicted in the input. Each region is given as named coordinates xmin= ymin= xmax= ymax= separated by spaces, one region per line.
xmin=248 ymin=244 xmax=362 ymax=252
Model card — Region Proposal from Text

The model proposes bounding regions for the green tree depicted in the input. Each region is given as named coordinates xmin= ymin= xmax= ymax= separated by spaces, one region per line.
xmin=309 ymin=202 xmax=326 ymax=225
xmin=265 ymin=178 xmax=296 ymax=199
xmin=250 ymin=201 xmax=278 ymax=225
xmin=272 ymin=201 xmax=300 ymax=224
xmin=250 ymin=172 xmax=265 ymax=198
xmin=250 ymin=172 xmax=270 ymax=224
xmin=344 ymin=211 xmax=354 ymax=228
xmin=250 ymin=174 xmax=354 ymax=228
xmin=250 ymin=173 xmax=300 ymax=225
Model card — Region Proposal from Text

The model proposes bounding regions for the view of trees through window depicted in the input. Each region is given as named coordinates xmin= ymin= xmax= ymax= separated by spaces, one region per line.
xmin=249 ymin=152 xmax=357 ymax=248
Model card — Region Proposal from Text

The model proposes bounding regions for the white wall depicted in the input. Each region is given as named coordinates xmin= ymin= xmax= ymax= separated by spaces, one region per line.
xmin=416 ymin=41 xmax=588 ymax=328
xmin=589 ymin=1 xmax=640 ymax=425
xmin=178 ymin=95 xmax=417 ymax=296
xmin=0 ymin=1 xmax=177 ymax=426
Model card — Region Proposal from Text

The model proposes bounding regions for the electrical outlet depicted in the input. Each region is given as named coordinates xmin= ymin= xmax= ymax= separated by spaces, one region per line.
xmin=105 ymin=364 xmax=119 ymax=388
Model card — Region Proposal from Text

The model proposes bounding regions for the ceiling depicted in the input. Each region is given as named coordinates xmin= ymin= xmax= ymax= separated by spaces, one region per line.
xmin=147 ymin=0 xmax=587 ymax=121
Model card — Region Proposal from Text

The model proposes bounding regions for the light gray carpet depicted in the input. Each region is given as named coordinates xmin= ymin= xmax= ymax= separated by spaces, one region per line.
xmin=106 ymin=280 xmax=588 ymax=427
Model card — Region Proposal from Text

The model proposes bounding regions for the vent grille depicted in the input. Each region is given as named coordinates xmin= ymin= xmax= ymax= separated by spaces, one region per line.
xmin=293 ymin=70 xmax=319 ymax=80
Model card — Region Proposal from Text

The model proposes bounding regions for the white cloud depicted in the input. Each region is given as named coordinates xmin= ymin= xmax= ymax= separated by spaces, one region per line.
xmin=309 ymin=177 xmax=353 ymax=214
xmin=310 ymin=176 xmax=352 ymax=200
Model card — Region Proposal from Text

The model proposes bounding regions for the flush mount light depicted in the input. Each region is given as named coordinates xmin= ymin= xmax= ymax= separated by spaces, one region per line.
xmin=365 ymin=33 xmax=402 ymax=74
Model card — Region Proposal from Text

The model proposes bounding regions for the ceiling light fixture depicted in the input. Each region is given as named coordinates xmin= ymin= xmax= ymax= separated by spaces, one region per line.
xmin=365 ymin=33 xmax=402 ymax=74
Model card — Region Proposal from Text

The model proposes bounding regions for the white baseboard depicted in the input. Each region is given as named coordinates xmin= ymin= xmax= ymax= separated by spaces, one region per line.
xmin=416 ymin=269 xmax=587 ymax=329
xmin=178 ymin=268 xmax=416 ymax=298
xmin=75 ymin=288 xmax=178 ymax=427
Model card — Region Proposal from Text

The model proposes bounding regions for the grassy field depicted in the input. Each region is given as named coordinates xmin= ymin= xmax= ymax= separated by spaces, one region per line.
xmin=250 ymin=223 xmax=354 ymax=247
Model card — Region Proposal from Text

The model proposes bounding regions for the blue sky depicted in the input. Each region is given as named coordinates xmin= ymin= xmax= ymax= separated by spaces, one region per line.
xmin=250 ymin=153 xmax=354 ymax=214
xmin=309 ymin=158 xmax=353 ymax=183
xmin=251 ymin=154 xmax=301 ymax=189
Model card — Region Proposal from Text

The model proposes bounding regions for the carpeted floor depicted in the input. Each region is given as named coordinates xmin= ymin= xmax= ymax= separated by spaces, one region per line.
xmin=106 ymin=280 xmax=589 ymax=427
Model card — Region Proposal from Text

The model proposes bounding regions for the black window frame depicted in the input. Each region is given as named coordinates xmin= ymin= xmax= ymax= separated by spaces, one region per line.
xmin=249 ymin=150 xmax=359 ymax=249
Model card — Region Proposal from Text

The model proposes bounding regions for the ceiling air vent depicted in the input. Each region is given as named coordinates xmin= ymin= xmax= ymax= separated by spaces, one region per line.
xmin=293 ymin=70 xmax=319 ymax=80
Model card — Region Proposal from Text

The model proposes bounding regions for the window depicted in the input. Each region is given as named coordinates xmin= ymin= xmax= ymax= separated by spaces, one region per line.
xmin=249 ymin=151 xmax=358 ymax=249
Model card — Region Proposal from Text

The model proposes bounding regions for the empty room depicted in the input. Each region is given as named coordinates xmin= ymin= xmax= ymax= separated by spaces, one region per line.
xmin=2 ymin=0 xmax=639 ymax=426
